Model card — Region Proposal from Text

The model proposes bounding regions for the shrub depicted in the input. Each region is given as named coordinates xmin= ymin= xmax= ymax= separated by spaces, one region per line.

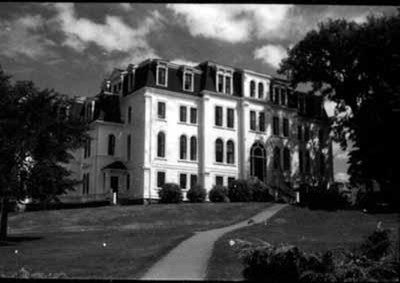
xmin=248 ymin=178 xmax=274 ymax=202
xmin=301 ymin=186 xmax=349 ymax=211
xmin=186 ymin=184 xmax=207 ymax=203
xmin=158 ymin=183 xmax=182 ymax=203
xmin=209 ymin=185 xmax=229 ymax=203
xmin=228 ymin=179 xmax=253 ymax=202
xmin=360 ymin=226 xmax=391 ymax=260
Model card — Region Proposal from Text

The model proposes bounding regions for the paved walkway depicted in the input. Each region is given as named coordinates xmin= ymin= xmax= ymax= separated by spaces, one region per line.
xmin=141 ymin=203 xmax=287 ymax=280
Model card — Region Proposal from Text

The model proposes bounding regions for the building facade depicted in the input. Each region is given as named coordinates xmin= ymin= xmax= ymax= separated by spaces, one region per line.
xmin=62 ymin=58 xmax=334 ymax=204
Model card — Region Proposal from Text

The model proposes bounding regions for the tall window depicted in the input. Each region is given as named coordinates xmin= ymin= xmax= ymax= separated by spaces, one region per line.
xmin=180 ymin=106 xmax=187 ymax=122
xmin=297 ymin=124 xmax=303 ymax=140
xmin=273 ymin=147 xmax=281 ymax=169
xmin=227 ymin=108 xmax=234 ymax=128
xmin=190 ymin=136 xmax=197 ymax=161
xmin=250 ymin=81 xmax=256 ymax=97
xmin=157 ymin=102 xmax=166 ymax=119
xmin=215 ymin=138 xmax=224 ymax=162
xmin=127 ymin=106 xmax=132 ymax=124
xmin=258 ymin=83 xmax=264 ymax=98
xmin=215 ymin=106 xmax=223 ymax=126
xmin=273 ymin=117 xmax=280 ymax=135
xmin=217 ymin=74 xmax=224 ymax=92
xmin=250 ymin=111 xmax=256 ymax=130
xmin=299 ymin=150 xmax=304 ymax=173
xmin=190 ymin=107 xmax=197 ymax=124
xmin=126 ymin=174 xmax=130 ymax=191
xmin=180 ymin=135 xmax=187 ymax=160
xmin=259 ymin=112 xmax=265 ymax=132
xmin=283 ymin=147 xmax=291 ymax=171
xmin=305 ymin=150 xmax=311 ymax=173
xmin=283 ymin=118 xmax=289 ymax=137
xmin=190 ymin=174 xmax=198 ymax=188
xmin=127 ymin=135 xmax=131 ymax=161
xmin=216 ymin=176 xmax=224 ymax=186
xmin=157 ymin=171 xmax=165 ymax=188
xmin=82 ymin=173 xmax=90 ymax=195
xmin=280 ymin=88 xmax=287 ymax=106
xmin=225 ymin=76 xmax=231 ymax=94
xmin=227 ymin=140 xmax=235 ymax=164
xmin=184 ymin=72 xmax=193 ymax=91
xmin=157 ymin=66 xmax=167 ymax=86
xmin=108 ymin=134 xmax=115 ymax=156
xmin=179 ymin=173 xmax=187 ymax=189
xmin=228 ymin=177 xmax=235 ymax=188
xmin=269 ymin=85 xmax=274 ymax=102
xmin=274 ymin=87 xmax=280 ymax=104
xmin=157 ymin=132 xmax=165 ymax=157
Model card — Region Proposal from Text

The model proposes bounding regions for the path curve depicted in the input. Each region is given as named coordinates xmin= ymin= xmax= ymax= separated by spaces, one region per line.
xmin=141 ymin=203 xmax=287 ymax=280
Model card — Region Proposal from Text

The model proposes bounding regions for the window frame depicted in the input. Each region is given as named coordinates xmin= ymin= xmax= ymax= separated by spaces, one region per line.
xmin=215 ymin=106 xmax=223 ymax=126
xmin=190 ymin=107 xmax=197 ymax=124
xmin=157 ymin=131 xmax=166 ymax=158
xmin=190 ymin=174 xmax=198 ymax=189
xmin=108 ymin=134 xmax=116 ymax=156
xmin=283 ymin=118 xmax=289 ymax=137
xmin=250 ymin=80 xmax=256 ymax=97
xmin=273 ymin=116 xmax=280 ymax=136
xmin=259 ymin=112 xmax=265 ymax=132
xmin=179 ymin=105 xmax=187 ymax=123
xmin=157 ymin=171 xmax=166 ymax=188
xmin=215 ymin=138 xmax=224 ymax=163
xmin=183 ymin=70 xmax=194 ymax=92
xmin=156 ymin=64 xmax=168 ymax=87
xmin=258 ymin=82 xmax=264 ymax=99
xmin=227 ymin=108 xmax=234 ymax=128
xmin=180 ymin=135 xmax=187 ymax=160
xmin=215 ymin=176 xmax=224 ymax=186
xmin=190 ymin=136 xmax=197 ymax=161
xmin=179 ymin=173 xmax=187 ymax=190
xmin=250 ymin=110 xmax=256 ymax=131
xmin=283 ymin=147 xmax=291 ymax=172
xmin=127 ymin=106 xmax=132 ymax=124
xmin=157 ymin=101 xmax=166 ymax=119
xmin=226 ymin=140 xmax=235 ymax=164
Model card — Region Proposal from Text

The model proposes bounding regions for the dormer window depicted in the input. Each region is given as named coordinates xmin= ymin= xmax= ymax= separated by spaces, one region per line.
xmin=216 ymin=68 xmax=233 ymax=95
xmin=183 ymin=70 xmax=194 ymax=92
xmin=217 ymin=74 xmax=224 ymax=92
xmin=156 ymin=64 xmax=167 ymax=87
xmin=225 ymin=76 xmax=231 ymax=94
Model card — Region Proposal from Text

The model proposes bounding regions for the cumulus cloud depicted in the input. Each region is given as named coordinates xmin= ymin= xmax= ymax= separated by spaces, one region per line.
xmin=170 ymin=58 xmax=198 ymax=67
xmin=335 ymin=172 xmax=349 ymax=182
xmin=254 ymin=44 xmax=288 ymax=68
xmin=51 ymin=3 xmax=161 ymax=64
xmin=0 ymin=15 xmax=56 ymax=59
xmin=167 ymin=4 xmax=292 ymax=43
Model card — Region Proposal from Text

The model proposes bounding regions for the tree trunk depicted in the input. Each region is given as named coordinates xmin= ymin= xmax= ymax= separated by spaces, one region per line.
xmin=0 ymin=196 xmax=9 ymax=241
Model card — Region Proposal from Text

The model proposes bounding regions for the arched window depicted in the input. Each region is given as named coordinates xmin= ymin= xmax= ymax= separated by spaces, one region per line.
xmin=250 ymin=81 xmax=256 ymax=97
xmin=258 ymin=83 xmax=264 ymax=98
xmin=180 ymin=135 xmax=187 ymax=159
xmin=215 ymin=138 xmax=224 ymax=162
xmin=283 ymin=147 xmax=291 ymax=171
xmin=108 ymin=134 xmax=115 ymax=156
xmin=273 ymin=147 xmax=281 ymax=170
xmin=227 ymin=140 xmax=235 ymax=164
xmin=127 ymin=106 xmax=132 ymax=124
xmin=157 ymin=132 xmax=165 ymax=157
xmin=190 ymin=136 xmax=197 ymax=161
xmin=250 ymin=142 xmax=267 ymax=181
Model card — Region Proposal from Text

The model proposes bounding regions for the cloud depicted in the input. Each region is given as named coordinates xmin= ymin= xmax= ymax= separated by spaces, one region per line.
xmin=254 ymin=44 xmax=287 ymax=68
xmin=335 ymin=172 xmax=349 ymax=182
xmin=167 ymin=4 xmax=292 ymax=43
xmin=52 ymin=3 xmax=161 ymax=64
xmin=0 ymin=15 xmax=56 ymax=59
xmin=170 ymin=58 xmax=198 ymax=67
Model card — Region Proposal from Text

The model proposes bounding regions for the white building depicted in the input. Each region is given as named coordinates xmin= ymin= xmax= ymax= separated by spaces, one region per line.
xmin=62 ymin=58 xmax=334 ymax=204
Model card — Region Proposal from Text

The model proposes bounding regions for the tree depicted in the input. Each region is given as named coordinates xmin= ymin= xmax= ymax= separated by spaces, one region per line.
xmin=278 ymin=11 xmax=400 ymax=206
xmin=0 ymin=66 xmax=89 ymax=240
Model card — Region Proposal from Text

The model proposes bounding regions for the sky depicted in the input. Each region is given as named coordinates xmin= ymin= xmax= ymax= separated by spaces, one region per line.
xmin=0 ymin=3 xmax=397 ymax=181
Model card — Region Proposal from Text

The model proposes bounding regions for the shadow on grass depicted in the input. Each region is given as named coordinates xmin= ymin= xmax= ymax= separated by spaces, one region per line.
xmin=0 ymin=236 xmax=42 ymax=246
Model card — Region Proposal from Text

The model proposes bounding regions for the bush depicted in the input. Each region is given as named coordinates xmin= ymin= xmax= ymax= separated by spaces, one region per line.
xmin=228 ymin=179 xmax=253 ymax=202
xmin=300 ymin=185 xmax=349 ymax=211
xmin=158 ymin=183 xmax=182 ymax=203
xmin=209 ymin=185 xmax=229 ymax=203
xmin=360 ymin=227 xmax=391 ymax=260
xmin=186 ymin=184 xmax=206 ymax=203
xmin=248 ymin=178 xmax=274 ymax=202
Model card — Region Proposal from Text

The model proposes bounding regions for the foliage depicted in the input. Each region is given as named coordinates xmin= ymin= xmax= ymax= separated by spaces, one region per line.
xmin=209 ymin=185 xmax=229 ymax=203
xmin=228 ymin=179 xmax=252 ymax=202
xmin=186 ymin=184 xmax=207 ymax=203
xmin=248 ymin=178 xmax=274 ymax=202
xmin=360 ymin=227 xmax=391 ymax=260
xmin=278 ymin=12 xmax=400 ymax=206
xmin=299 ymin=184 xmax=349 ymax=211
xmin=7 ymin=267 xmax=68 ymax=279
xmin=158 ymin=183 xmax=182 ymax=204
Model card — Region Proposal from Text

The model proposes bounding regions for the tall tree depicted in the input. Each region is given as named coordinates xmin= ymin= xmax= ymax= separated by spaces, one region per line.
xmin=278 ymin=10 xmax=400 ymax=203
xmin=0 ymin=67 xmax=89 ymax=240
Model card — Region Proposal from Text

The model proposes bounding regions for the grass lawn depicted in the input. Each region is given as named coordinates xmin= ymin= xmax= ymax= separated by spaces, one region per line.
xmin=0 ymin=202 xmax=271 ymax=279
xmin=206 ymin=206 xmax=399 ymax=281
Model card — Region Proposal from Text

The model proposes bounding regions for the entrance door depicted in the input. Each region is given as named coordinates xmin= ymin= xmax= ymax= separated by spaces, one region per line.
xmin=110 ymin=176 xmax=119 ymax=193
xmin=250 ymin=142 xmax=267 ymax=182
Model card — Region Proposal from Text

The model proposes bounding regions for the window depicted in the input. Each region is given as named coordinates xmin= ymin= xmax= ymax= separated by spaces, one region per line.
xmin=297 ymin=125 xmax=303 ymax=140
xmin=157 ymin=102 xmax=166 ymax=119
xmin=227 ymin=108 xmax=234 ymax=128
xmin=304 ymin=126 xmax=310 ymax=141
xmin=228 ymin=177 xmax=235 ymax=188
xmin=180 ymin=135 xmax=187 ymax=160
xmin=273 ymin=117 xmax=280 ymax=135
xmin=108 ymin=134 xmax=115 ymax=156
xmin=250 ymin=81 xmax=256 ymax=97
xmin=157 ymin=171 xmax=165 ymax=188
xmin=190 ymin=107 xmax=197 ymax=124
xmin=227 ymin=140 xmax=235 ymax=164
xmin=190 ymin=136 xmax=197 ymax=161
xmin=274 ymin=87 xmax=280 ymax=104
xmin=82 ymin=173 xmax=90 ymax=195
xmin=157 ymin=65 xmax=167 ymax=86
xmin=273 ymin=147 xmax=281 ymax=170
xmin=127 ymin=135 xmax=131 ymax=161
xmin=180 ymin=173 xmax=187 ymax=189
xmin=283 ymin=118 xmax=289 ymax=137
xmin=225 ymin=76 xmax=231 ymax=94
xmin=157 ymin=132 xmax=165 ymax=157
xmin=180 ymin=106 xmax=187 ymax=122
xmin=127 ymin=106 xmax=132 ymax=124
xmin=126 ymin=174 xmax=130 ymax=191
xmin=280 ymin=88 xmax=286 ymax=106
xmin=190 ymin=174 xmax=198 ymax=189
xmin=217 ymin=74 xmax=224 ymax=92
xmin=259 ymin=112 xmax=265 ymax=132
xmin=84 ymin=138 xmax=91 ymax=158
xmin=269 ymin=85 xmax=274 ymax=102
xmin=183 ymin=72 xmax=193 ymax=91
xmin=283 ymin=147 xmax=291 ymax=171
xmin=305 ymin=150 xmax=311 ymax=173
xmin=216 ymin=176 xmax=223 ymax=186
xmin=215 ymin=106 xmax=223 ymax=126
xmin=258 ymin=83 xmax=264 ymax=98
xmin=250 ymin=111 xmax=256 ymax=131
xmin=215 ymin=138 xmax=224 ymax=162
xmin=299 ymin=150 xmax=304 ymax=173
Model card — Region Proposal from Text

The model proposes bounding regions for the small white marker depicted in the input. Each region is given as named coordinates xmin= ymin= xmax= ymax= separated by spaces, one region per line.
xmin=102 ymin=242 xmax=107 ymax=247
xmin=14 ymin=250 xmax=18 ymax=254
xmin=229 ymin=240 xmax=235 ymax=246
